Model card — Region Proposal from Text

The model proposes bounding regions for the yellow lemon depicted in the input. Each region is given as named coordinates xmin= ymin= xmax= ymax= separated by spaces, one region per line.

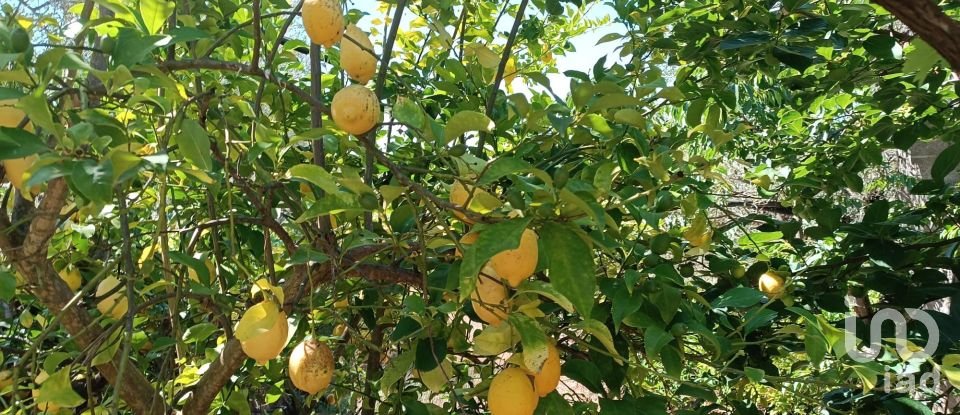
xmin=237 ymin=301 xmax=290 ymax=364
xmin=95 ymin=276 xmax=129 ymax=320
xmin=471 ymin=266 xmax=509 ymax=325
xmin=331 ymin=85 xmax=380 ymax=136
xmin=530 ymin=342 xmax=561 ymax=396
xmin=758 ymin=272 xmax=785 ymax=297
xmin=288 ymin=339 xmax=335 ymax=394
xmin=341 ymin=24 xmax=377 ymax=83
xmin=58 ymin=267 xmax=82 ymax=291
xmin=488 ymin=229 xmax=538 ymax=287
xmin=302 ymin=0 xmax=344 ymax=47
xmin=488 ymin=367 xmax=538 ymax=415
xmin=0 ymin=99 xmax=38 ymax=197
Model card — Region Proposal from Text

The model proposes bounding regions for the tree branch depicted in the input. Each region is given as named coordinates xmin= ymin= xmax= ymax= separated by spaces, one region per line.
xmin=873 ymin=0 xmax=960 ymax=71
xmin=477 ymin=0 xmax=530 ymax=154
xmin=157 ymin=59 xmax=330 ymax=115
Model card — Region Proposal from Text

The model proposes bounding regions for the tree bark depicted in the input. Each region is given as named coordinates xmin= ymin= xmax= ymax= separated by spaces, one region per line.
xmin=873 ymin=0 xmax=960 ymax=71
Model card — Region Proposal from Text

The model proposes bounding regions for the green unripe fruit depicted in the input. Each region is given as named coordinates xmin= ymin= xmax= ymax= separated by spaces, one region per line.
xmin=100 ymin=36 xmax=116 ymax=54
xmin=649 ymin=233 xmax=671 ymax=255
xmin=449 ymin=144 xmax=467 ymax=157
xmin=10 ymin=27 xmax=28 ymax=53
xmin=553 ymin=167 xmax=569 ymax=189
xmin=670 ymin=323 xmax=687 ymax=337
xmin=678 ymin=263 xmax=695 ymax=278
xmin=732 ymin=265 xmax=746 ymax=279
xmin=642 ymin=253 xmax=661 ymax=268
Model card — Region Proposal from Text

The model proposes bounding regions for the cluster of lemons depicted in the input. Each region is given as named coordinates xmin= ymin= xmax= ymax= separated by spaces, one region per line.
xmin=235 ymin=296 xmax=336 ymax=396
xmin=450 ymin=182 xmax=561 ymax=415
xmin=303 ymin=0 xmax=381 ymax=136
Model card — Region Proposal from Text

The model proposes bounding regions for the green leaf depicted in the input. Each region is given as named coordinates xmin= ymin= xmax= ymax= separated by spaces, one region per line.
xmin=931 ymin=143 xmax=960 ymax=183
xmin=458 ymin=217 xmax=533 ymax=302
xmin=70 ymin=159 xmax=114 ymax=204
xmin=91 ymin=329 xmax=123 ymax=366
xmin=711 ymin=287 xmax=764 ymax=308
xmin=561 ymin=359 xmax=604 ymax=393
xmin=169 ymin=252 xmax=211 ymax=285
xmin=18 ymin=94 xmax=60 ymax=137
xmin=540 ymin=222 xmax=595 ymax=317
xmin=477 ymin=156 xmax=533 ymax=186
xmin=804 ymin=322 xmax=827 ymax=366
xmin=644 ymin=325 xmax=672 ymax=358
xmin=113 ymin=28 xmax=170 ymax=67
xmin=183 ymin=322 xmax=218 ymax=344
xmin=443 ymin=111 xmax=494 ymax=145
xmin=288 ymin=164 xmax=341 ymax=196
xmin=573 ymin=319 xmax=624 ymax=363
xmin=534 ymin=392 xmax=574 ymax=415
xmin=414 ymin=337 xmax=447 ymax=372
xmin=659 ymin=345 xmax=683 ymax=377
xmin=903 ymin=39 xmax=944 ymax=82
xmin=737 ymin=231 xmax=783 ymax=246
xmin=0 ymin=127 xmax=47 ymax=159
xmin=224 ymin=389 xmax=252 ymax=415
xmin=393 ymin=96 xmax=426 ymax=129
xmin=587 ymin=93 xmax=642 ymax=113
xmin=744 ymin=367 xmax=764 ymax=383
xmin=176 ymin=119 xmax=212 ymax=171
xmin=0 ymin=271 xmax=14 ymax=301
xmin=517 ymin=280 xmax=574 ymax=313
xmin=138 ymin=0 xmax=175 ymax=35
xmin=851 ymin=363 xmax=882 ymax=392
xmin=718 ymin=32 xmax=770 ymax=50
xmin=36 ymin=368 xmax=84 ymax=408
xmin=380 ymin=348 xmax=416 ymax=393
xmin=613 ymin=108 xmax=645 ymax=127
xmin=509 ymin=314 xmax=549 ymax=372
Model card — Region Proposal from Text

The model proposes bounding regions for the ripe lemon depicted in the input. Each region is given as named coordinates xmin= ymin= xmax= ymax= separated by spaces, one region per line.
xmin=0 ymin=99 xmax=30 ymax=131
xmin=471 ymin=266 xmax=509 ymax=325
xmin=449 ymin=181 xmax=481 ymax=223
xmin=331 ymin=85 xmax=380 ymax=135
xmin=95 ymin=276 xmax=128 ymax=320
xmin=288 ymin=339 xmax=335 ymax=394
xmin=237 ymin=301 xmax=290 ymax=365
xmin=58 ymin=267 xmax=82 ymax=291
xmin=531 ymin=342 xmax=561 ymax=396
xmin=302 ymin=0 xmax=344 ymax=47
xmin=341 ymin=24 xmax=376 ymax=83
xmin=0 ymin=99 xmax=37 ymax=197
xmin=758 ymin=272 xmax=785 ymax=297
xmin=488 ymin=367 xmax=538 ymax=415
xmin=489 ymin=229 xmax=538 ymax=287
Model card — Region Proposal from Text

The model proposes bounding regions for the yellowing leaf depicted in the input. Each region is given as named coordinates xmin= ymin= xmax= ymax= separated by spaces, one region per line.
xmin=466 ymin=43 xmax=500 ymax=68
xmin=443 ymin=111 xmax=495 ymax=145
xmin=473 ymin=321 xmax=517 ymax=356
xmin=36 ymin=368 xmax=84 ymax=408
xmin=250 ymin=278 xmax=284 ymax=304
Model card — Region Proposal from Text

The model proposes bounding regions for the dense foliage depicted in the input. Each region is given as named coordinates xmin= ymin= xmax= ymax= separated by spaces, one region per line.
xmin=0 ymin=0 xmax=959 ymax=413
